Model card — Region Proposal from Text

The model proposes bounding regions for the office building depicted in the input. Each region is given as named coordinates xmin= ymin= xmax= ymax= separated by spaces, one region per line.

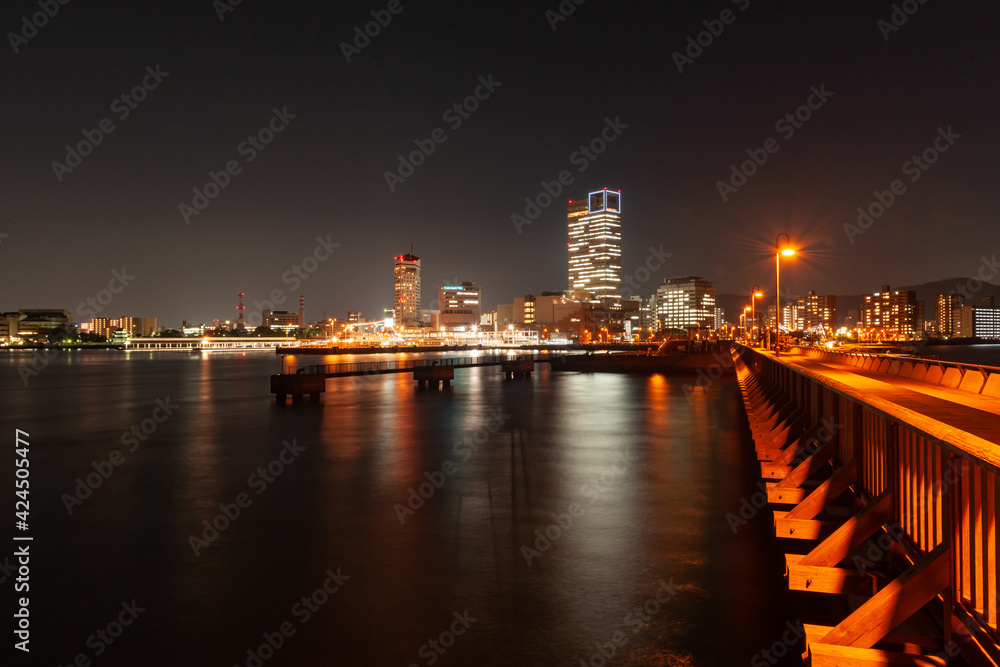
xmin=655 ymin=276 xmax=716 ymax=334
xmin=15 ymin=309 xmax=73 ymax=338
xmin=437 ymin=282 xmax=481 ymax=331
xmin=262 ymin=310 xmax=301 ymax=333
xmin=567 ymin=189 xmax=622 ymax=300
xmin=393 ymin=252 xmax=421 ymax=327
xmin=0 ymin=312 xmax=23 ymax=342
xmin=958 ymin=306 xmax=1000 ymax=339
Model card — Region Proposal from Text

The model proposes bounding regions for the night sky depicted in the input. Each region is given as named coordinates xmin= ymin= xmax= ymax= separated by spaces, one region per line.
xmin=2 ymin=0 xmax=997 ymax=326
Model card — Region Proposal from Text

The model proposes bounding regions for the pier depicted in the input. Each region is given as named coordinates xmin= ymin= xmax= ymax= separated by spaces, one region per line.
xmin=271 ymin=354 xmax=548 ymax=402
xmin=733 ymin=344 xmax=1000 ymax=666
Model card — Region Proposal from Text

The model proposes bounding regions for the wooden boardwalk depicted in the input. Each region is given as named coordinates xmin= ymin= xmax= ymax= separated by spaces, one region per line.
xmin=733 ymin=345 xmax=999 ymax=667
xmin=772 ymin=349 xmax=1000 ymax=467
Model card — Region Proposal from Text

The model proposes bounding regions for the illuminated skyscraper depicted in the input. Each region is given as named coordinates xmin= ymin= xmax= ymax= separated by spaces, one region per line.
xmin=936 ymin=293 xmax=963 ymax=337
xmin=862 ymin=285 xmax=920 ymax=339
xmin=393 ymin=252 xmax=421 ymax=327
xmin=655 ymin=276 xmax=716 ymax=333
xmin=568 ymin=189 xmax=622 ymax=300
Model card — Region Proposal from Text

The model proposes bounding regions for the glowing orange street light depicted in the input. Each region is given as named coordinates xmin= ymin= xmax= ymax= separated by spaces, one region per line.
xmin=751 ymin=284 xmax=763 ymax=346
xmin=775 ymin=233 xmax=796 ymax=351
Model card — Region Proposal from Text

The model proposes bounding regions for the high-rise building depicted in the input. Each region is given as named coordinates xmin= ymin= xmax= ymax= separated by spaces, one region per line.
xmin=862 ymin=285 xmax=919 ymax=339
xmin=936 ymin=293 xmax=964 ymax=338
xmin=567 ymin=189 xmax=622 ymax=300
xmin=393 ymin=252 xmax=421 ymax=327
xmin=795 ymin=291 xmax=837 ymax=330
xmin=714 ymin=307 xmax=726 ymax=334
xmin=655 ymin=276 xmax=716 ymax=334
xmin=437 ymin=282 xmax=481 ymax=331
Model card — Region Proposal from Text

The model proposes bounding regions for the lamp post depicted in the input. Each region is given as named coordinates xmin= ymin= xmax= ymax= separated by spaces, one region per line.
xmin=751 ymin=284 xmax=762 ymax=346
xmin=775 ymin=234 xmax=795 ymax=353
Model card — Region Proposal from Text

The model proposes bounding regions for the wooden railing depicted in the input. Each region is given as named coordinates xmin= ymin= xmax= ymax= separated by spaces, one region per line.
xmin=733 ymin=344 xmax=1000 ymax=666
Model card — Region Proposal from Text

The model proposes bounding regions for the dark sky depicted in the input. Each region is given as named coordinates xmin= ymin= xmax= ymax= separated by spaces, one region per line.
xmin=2 ymin=0 xmax=998 ymax=326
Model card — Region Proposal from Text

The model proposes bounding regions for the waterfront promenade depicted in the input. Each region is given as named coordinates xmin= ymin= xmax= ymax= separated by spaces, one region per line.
xmin=734 ymin=345 xmax=1000 ymax=666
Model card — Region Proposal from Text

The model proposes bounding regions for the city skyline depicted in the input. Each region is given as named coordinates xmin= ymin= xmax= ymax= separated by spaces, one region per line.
xmin=1 ymin=3 xmax=998 ymax=326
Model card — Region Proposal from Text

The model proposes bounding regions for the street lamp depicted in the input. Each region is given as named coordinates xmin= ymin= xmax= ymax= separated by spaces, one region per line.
xmin=775 ymin=233 xmax=796 ymax=352
xmin=743 ymin=306 xmax=751 ymax=342
xmin=751 ymin=285 xmax=763 ymax=346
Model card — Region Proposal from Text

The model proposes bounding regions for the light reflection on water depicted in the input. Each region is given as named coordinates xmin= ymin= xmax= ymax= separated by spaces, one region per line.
xmin=0 ymin=350 xmax=801 ymax=666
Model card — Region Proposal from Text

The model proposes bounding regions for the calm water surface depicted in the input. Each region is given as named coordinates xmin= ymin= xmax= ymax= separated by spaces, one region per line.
xmin=1 ymin=349 xmax=803 ymax=666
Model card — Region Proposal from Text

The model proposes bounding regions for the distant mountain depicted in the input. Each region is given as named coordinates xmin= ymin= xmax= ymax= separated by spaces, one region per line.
xmin=715 ymin=278 xmax=1000 ymax=327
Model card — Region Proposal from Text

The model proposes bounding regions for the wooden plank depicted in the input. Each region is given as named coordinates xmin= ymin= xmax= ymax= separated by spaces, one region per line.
xmin=787 ymin=459 xmax=858 ymax=520
xmin=775 ymin=421 xmax=825 ymax=465
xmin=775 ymin=517 xmax=837 ymax=540
xmin=769 ymin=486 xmax=809 ymax=504
xmin=820 ymin=542 xmax=951 ymax=648
xmin=809 ymin=644 xmax=948 ymax=667
xmin=802 ymin=494 xmax=893 ymax=567
xmin=761 ymin=463 xmax=791 ymax=480
xmin=772 ymin=433 xmax=839 ymax=490
xmin=988 ymin=472 xmax=997 ymax=629
xmin=806 ymin=625 xmax=946 ymax=651
xmin=788 ymin=563 xmax=875 ymax=595
xmin=974 ymin=464 xmax=985 ymax=617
